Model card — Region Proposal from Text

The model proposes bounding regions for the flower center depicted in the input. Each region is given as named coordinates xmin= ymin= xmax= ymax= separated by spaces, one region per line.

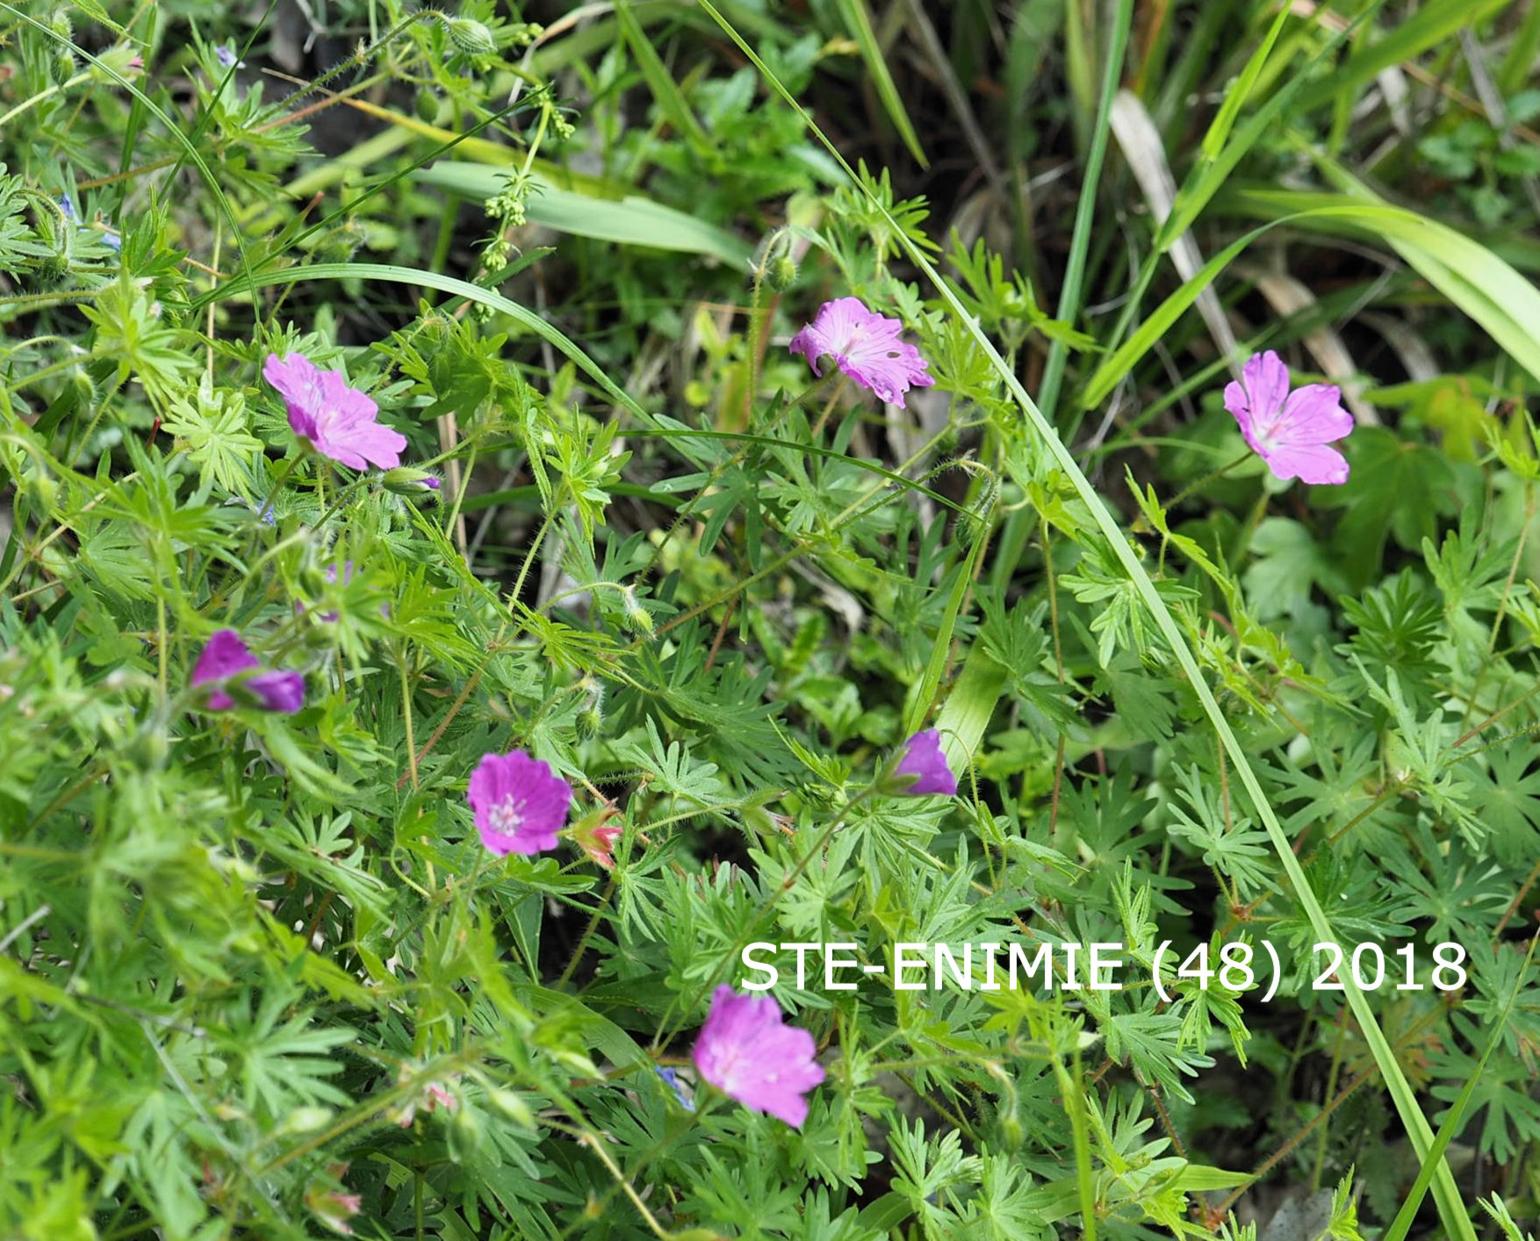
xmin=488 ymin=796 xmax=524 ymax=835
xmin=1251 ymin=415 xmax=1283 ymax=453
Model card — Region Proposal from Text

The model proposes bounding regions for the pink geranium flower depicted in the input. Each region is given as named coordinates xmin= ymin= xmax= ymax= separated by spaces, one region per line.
xmin=263 ymin=352 xmax=406 ymax=471
xmin=691 ymin=986 xmax=824 ymax=1128
xmin=895 ymin=729 xmax=957 ymax=796
xmin=1223 ymin=351 xmax=1353 ymax=485
xmin=466 ymin=749 xmax=573 ymax=855
xmin=191 ymin=629 xmax=304 ymax=714
xmin=789 ymin=297 xmax=934 ymax=408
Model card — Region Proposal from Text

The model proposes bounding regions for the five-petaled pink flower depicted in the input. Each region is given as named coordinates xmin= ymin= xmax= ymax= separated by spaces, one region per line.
xmin=264 ymin=352 xmax=407 ymax=471
xmin=1223 ymin=351 xmax=1353 ymax=485
xmin=896 ymin=729 xmax=956 ymax=796
xmin=191 ymin=629 xmax=304 ymax=714
xmin=467 ymin=749 xmax=573 ymax=855
xmin=692 ymin=986 xmax=824 ymax=1128
xmin=789 ymin=296 xmax=934 ymax=408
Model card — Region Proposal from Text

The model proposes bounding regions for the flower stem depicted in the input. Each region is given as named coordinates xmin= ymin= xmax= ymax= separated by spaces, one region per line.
xmin=0 ymin=70 xmax=90 ymax=129
xmin=259 ymin=452 xmax=304 ymax=522
xmin=1163 ymin=448 xmax=1252 ymax=512
xmin=399 ymin=651 xmax=418 ymax=790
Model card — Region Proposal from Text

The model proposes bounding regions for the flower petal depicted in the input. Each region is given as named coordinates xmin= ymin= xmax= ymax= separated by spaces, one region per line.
xmin=1261 ymin=440 xmax=1350 ymax=486
xmin=691 ymin=986 xmax=824 ymax=1128
xmin=191 ymin=629 xmax=259 ymax=686
xmin=895 ymin=729 xmax=956 ymax=796
xmin=1240 ymin=351 xmax=1290 ymax=420
xmin=1277 ymin=383 xmax=1354 ymax=446
xmin=788 ymin=297 xmax=934 ymax=408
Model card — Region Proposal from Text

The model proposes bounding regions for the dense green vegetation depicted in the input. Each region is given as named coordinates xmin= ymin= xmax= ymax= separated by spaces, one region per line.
xmin=3 ymin=1 xmax=1540 ymax=1237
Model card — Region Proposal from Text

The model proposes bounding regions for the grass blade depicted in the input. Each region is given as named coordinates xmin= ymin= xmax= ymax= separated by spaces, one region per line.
xmin=1222 ymin=186 xmax=1540 ymax=388
xmin=416 ymin=161 xmax=751 ymax=264
xmin=1201 ymin=3 xmax=1292 ymax=160
xmin=1037 ymin=0 xmax=1132 ymax=420
xmin=614 ymin=0 xmax=713 ymax=156
xmin=833 ymin=0 xmax=929 ymax=169
xmin=1292 ymin=0 xmax=1508 ymax=114
xmin=194 ymin=262 xmax=650 ymax=421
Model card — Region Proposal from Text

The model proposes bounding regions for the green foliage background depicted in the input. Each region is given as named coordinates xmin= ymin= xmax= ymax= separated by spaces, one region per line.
xmin=2 ymin=1 xmax=1540 ymax=1238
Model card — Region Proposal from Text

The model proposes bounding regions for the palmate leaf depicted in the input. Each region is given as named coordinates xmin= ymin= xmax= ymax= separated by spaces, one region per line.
xmin=1270 ymin=753 xmax=1408 ymax=864
xmin=1473 ymin=745 xmax=1540 ymax=866
xmin=1102 ymin=1007 xmax=1214 ymax=1105
xmin=1429 ymin=1043 xmax=1540 ymax=1163
xmin=977 ymin=589 xmax=1075 ymax=728
xmin=119 ymin=1089 xmax=211 ymax=1238
xmin=1380 ymin=829 xmax=1509 ymax=946
xmin=945 ymin=1153 xmax=1054 ymax=1241
xmin=1317 ymin=428 xmax=1463 ymax=584
xmin=0 ymin=164 xmax=51 ymax=275
xmin=1062 ymin=541 xmax=1195 ymax=668
xmin=1243 ymin=516 xmax=1343 ymax=622
xmin=888 ymin=1118 xmax=981 ymax=1221
xmin=618 ymin=717 xmax=730 ymax=815
xmin=218 ymin=993 xmax=354 ymax=1121
xmin=1164 ymin=765 xmax=1275 ymax=900
xmin=161 ymin=377 xmax=263 ymax=500
xmin=1095 ymin=651 xmax=1177 ymax=742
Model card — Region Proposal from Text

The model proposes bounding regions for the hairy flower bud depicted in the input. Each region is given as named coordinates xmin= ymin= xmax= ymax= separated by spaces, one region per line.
xmin=445 ymin=17 xmax=497 ymax=56
xmin=488 ymin=1089 xmax=536 ymax=1128
xmin=620 ymin=585 xmax=653 ymax=634
xmin=768 ymin=253 xmax=799 ymax=291
xmin=380 ymin=466 xmax=442 ymax=496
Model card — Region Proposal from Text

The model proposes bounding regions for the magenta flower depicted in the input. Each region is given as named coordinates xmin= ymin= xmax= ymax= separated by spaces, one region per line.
xmin=789 ymin=297 xmax=934 ymax=408
xmin=190 ymin=629 xmax=304 ymax=714
xmin=263 ymin=352 xmax=406 ymax=471
xmin=1223 ymin=351 xmax=1353 ymax=485
xmin=466 ymin=749 xmax=573 ymax=855
xmin=691 ymin=986 xmax=824 ymax=1128
xmin=895 ymin=728 xmax=956 ymax=796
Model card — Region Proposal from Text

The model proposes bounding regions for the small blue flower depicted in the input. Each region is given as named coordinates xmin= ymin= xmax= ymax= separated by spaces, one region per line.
xmin=57 ymin=194 xmax=77 ymax=224
xmin=215 ymin=45 xmax=244 ymax=69
xmin=101 ymin=229 xmax=122 ymax=253
xmin=657 ymin=1067 xmax=694 ymax=1111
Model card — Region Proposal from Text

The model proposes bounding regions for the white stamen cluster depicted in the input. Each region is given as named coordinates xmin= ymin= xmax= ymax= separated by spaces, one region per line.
xmin=488 ymin=797 xmax=524 ymax=835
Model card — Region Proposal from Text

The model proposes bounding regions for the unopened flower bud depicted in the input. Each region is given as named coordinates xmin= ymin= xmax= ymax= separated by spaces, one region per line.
xmin=24 ymin=465 xmax=57 ymax=511
xmin=281 ymin=1105 xmax=333 ymax=1135
xmin=445 ymin=17 xmax=497 ymax=56
xmin=380 ymin=466 xmax=442 ymax=496
xmin=620 ymin=585 xmax=652 ymax=634
xmin=769 ymin=253 xmax=798 ymax=291
xmin=488 ymin=1089 xmax=536 ymax=1128
xmin=446 ymin=1104 xmax=484 ymax=1161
